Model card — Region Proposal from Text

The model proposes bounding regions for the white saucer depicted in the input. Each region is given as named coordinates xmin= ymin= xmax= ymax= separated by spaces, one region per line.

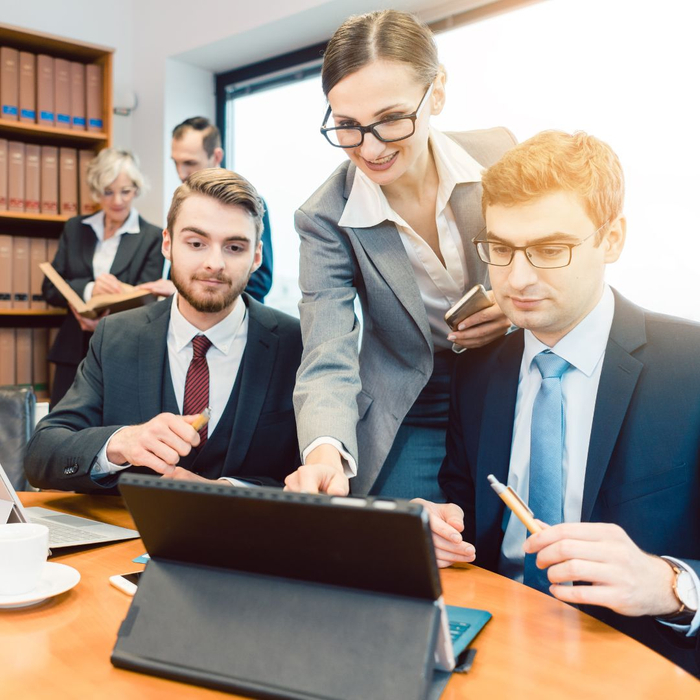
xmin=0 ymin=562 xmax=80 ymax=609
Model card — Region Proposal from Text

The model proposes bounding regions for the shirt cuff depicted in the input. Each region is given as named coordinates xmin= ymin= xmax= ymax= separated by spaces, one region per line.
xmin=657 ymin=556 xmax=700 ymax=637
xmin=90 ymin=427 xmax=132 ymax=481
xmin=218 ymin=477 xmax=255 ymax=488
xmin=83 ymin=281 xmax=95 ymax=302
xmin=302 ymin=437 xmax=357 ymax=478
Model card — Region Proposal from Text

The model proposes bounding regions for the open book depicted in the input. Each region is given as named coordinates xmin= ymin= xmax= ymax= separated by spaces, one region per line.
xmin=40 ymin=262 xmax=156 ymax=319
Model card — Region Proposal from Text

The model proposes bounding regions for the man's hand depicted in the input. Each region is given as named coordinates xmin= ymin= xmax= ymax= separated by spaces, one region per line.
xmin=107 ymin=413 xmax=202 ymax=475
xmin=137 ymin=278 xmax=176 ymax=297
xmin=69 ymin=304 xmax=109 ymax=332
xmin=92 ymin=273 xmax=124 ymax=296
xmin=447 ymin=290 xmax=511 ymax=349
xmin=524 ymin=522 xmax=679 ymax=617
xmin=284 ymin=464 xmax=349 ymax=495
xmin=160 ymin=467 xmax=214 ymax=483
xmin=413 ymin=498 xmax=475 ymax=568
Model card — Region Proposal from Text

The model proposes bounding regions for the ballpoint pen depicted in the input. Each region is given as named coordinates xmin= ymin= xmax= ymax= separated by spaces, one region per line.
xmin=487 ymin=474 xmax=542 ymax=535
xmin=191 ymin=407 xmax=212 ymax=433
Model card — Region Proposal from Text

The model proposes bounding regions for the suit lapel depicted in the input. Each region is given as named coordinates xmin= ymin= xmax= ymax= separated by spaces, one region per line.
xmin=110 ymin=229 xmax=143 ymax=279
xmin=475 ymin=333 xmax=523 ymax=562
xmin=80 ymin=222 xmax=97 ymax=273
xmin=581 ymin=292 xmax=646 ymax=521
xmin=223 ymin=300 xmax=277 ymax=473
xmin=137 ymin=299 xmax=172 ymax=422
xmin=450 ymin=182 xmax=489 ymax=287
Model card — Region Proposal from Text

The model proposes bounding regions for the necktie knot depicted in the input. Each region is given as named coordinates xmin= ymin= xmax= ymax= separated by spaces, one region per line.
xmin=533 ymin=351 xmax=570 ymax=380
xmin=191 ymin=335 xmax=212 ymax=359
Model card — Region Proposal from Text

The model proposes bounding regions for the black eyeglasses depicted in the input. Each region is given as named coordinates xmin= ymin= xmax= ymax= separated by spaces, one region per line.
xmin=320 ymin=83 xmax=434 ymax=149
xmin=472 ymin=221 xmax=610 ymax=269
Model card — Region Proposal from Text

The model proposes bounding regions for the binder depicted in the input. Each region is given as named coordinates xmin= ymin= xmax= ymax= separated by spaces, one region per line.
xmin=70 ymin=62 xmax=86 ymax=130
xmin=29 ymin=237 xmax=47 ymax=309
xmin=78 ymin=149 xmax=96 ymax=215
xmin=48 ymin=327 xmax=57 ymax=392
xmin=0 ymin=329 xmax=16 ymax=386
xmin=40 ymin=146 xmax=59 ymax=215
xmin=0 ymin=235 xmax=12 ymax=309
xmin=32 ymin=328 xmax=49 ymax=399
xmin=114 ymin=478 xmax=444 ymax=700
xmin=46 ymin=237 xmax=59 ymax=263
xmin=0 ymin=47 xmax=19 ymax=120
xmin=36 ymin=55 xmax=54 ymax=127
xmin=12 ymin=236 xmax=30 ymax=309
xmin=8 ymin=141 xmax=25 ymax=212
xmin=18 ymin=51 xmax=36 ymax=123
xmin=39 ymin=262 xmax=155 ymax=319
xmin=15 ymin=328 xmax=32 ymax=387
xmin=0 ymin=138 xmax=7 ymax=210
xmin=54 ymin=58 xmax=71 ymax=128
xmin=25 ymin=144 xmax=41 ymax=214
xmin=85 ymin=64 xmax=103 ymax=132
xmin=59 ymin=147 xmax=78 ymax=216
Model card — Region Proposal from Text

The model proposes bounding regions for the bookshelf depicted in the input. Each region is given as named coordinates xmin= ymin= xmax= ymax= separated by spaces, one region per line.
xmin=0 ymin=23 xmax=113 ymax=392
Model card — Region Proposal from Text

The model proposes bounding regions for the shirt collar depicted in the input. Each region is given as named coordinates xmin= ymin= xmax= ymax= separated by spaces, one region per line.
xmin=169 ymin=292 xmax=247 ymax=356
xmin=338 ymin=127 xmax=484 ymax=230
xmin=523 ymin=285 xmax=615 ymax=377
xmin=84 ymin=208 xmax=141 ymax=242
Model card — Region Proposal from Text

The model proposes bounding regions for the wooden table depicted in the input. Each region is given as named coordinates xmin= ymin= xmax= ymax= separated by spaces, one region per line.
xmin=1 ymin=493 xmax=698 ymax=699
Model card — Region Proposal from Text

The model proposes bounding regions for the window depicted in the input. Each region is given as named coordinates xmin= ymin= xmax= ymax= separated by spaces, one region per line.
xmin=223 ymin=0 xmax=700 ymax=321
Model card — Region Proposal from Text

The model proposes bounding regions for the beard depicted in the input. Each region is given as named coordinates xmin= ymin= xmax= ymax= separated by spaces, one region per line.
xmin=170 ymin=256 xmax=252 ymax=314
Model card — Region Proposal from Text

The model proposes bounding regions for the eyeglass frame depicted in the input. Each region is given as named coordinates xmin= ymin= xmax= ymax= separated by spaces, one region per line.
xmin=320 ymin=82 xmax=434 ymax=149
xmin=472 ymin=220 xmax=611 ymax=269
xmin=101 ymin=186 xmax=139 ymax=199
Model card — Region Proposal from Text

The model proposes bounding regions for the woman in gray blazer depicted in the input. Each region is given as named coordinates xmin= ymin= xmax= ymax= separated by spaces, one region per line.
xmin=288 ymin=10 xmax=516 ymax=499
xmin=43 ymin=149 xmax=163 ymax=406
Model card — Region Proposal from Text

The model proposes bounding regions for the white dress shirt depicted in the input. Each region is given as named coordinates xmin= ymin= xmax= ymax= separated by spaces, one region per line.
xmin=92 ymin=293 xmax=248 ymax=475
xmin=304 ymin=128 xmax=486 ymax=474
xmin=499 ymin=285 xmax=699 ymax=635
xmin=81 ymin=208 xmax=142 ymax=301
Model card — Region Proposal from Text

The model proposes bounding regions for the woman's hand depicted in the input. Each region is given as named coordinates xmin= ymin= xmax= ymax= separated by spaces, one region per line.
xmin=69 ymin=305 xmax=109 ymax=332
xmin=92 ymin=273 xmax=124 ymax=296
xmin=447 ymin=290 xmax=511 ymax=349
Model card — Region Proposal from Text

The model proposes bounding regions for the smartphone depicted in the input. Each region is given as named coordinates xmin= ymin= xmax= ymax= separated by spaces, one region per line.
xmin=444 ymin=284 xmax=494 ymax=330
xmin=109 ymin=570 xmax=142 ymax=596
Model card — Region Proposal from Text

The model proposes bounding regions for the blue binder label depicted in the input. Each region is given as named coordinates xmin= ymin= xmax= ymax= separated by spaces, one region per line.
xmin=89 ymin=118 xmax=103 ymax=128
xmin=21 ymin=109 xmax=36 ymax=119
xmin=73 ymin=117 xmax=86 ymax=126
xmin=57 ymin=113 xmax=70 ymax=124
xmin=2 ymin=105 xmax=18 ymax=116
xmin=40 ymin=110 xmax=54 ymax=121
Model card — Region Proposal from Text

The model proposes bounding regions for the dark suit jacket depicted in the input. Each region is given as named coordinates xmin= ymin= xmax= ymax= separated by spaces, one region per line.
xmin=25 ymin=294 xmax=302 ymax=492
xmin=244 ymin=203 xmax=273 ymax=303
xmin=43 ymin=213 xmax=164 ymax=366
xmin=439 ymin=290 xmax=700 ymax=676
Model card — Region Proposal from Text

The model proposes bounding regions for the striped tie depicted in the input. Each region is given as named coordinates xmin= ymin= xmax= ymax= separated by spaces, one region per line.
xmin=183 ymin=334 xmax=212 ymax=448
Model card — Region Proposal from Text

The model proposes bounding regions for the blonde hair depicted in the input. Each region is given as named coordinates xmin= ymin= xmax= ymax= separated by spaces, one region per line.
xmin=481 ymin=130 xmax=625 ymax=237
xmin=322 ymin=10 xmax=439 ymax=96
xmin=166 ymin=168 xmax=265 ymax=242
xmin=86 ymin=148 xmax=146 ymax=200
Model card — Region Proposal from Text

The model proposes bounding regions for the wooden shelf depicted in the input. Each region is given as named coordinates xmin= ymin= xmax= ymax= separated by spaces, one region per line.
xmin=0 ymin=211 xmax=70 ymax=224
xmin=0 ymin=22 xmax=113 ymax=61
xmin=0 ymin=119 xmax=108 ymax=147
xmin=0 ymin=309 xmax=66 ymax=316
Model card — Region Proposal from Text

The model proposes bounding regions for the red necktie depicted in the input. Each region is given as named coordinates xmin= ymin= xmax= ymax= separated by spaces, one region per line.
xmin=183 ymin=335 xmax=212 ymax=447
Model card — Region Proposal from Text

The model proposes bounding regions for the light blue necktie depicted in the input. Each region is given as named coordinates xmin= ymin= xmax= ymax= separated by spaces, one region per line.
xmin=523 ymin=350 xmax=570 ymax=593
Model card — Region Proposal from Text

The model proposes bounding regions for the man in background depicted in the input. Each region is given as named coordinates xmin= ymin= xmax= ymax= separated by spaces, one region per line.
xmin=171 ymin=117 xmax=273 ymax=302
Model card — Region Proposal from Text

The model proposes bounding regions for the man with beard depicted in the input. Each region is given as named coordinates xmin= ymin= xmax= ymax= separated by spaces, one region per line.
xmin=25 ymin=169 xmax=301 ymax=492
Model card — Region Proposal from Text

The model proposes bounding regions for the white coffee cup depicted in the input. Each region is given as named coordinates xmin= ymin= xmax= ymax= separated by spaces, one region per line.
xmin=0 ymin=523 xmax=50 ymax=596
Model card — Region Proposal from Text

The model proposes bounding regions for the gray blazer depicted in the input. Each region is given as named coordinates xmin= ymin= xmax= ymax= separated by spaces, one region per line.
xmin=294 ymin=128 xmax=517 ymax=494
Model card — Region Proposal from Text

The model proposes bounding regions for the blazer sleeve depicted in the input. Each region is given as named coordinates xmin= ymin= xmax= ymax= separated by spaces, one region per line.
xmin=293 ymin=205 xmax=363 ymax=466
xmin=129 ymin=220 xmax=165 ymax=285
xmin=42 ymin=217 xmax=94 ymax=307
xmin=25 ymin=319 xmax=125 ymax=492
xmin=244 ymin=203 xmax=273 ymax=302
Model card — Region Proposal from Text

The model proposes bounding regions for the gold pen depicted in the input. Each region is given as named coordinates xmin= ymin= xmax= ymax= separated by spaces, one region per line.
xmin=487 ymin=474 xmax=542 ymax=535
xmin=190 ymin=407 xmax=211 ymax=432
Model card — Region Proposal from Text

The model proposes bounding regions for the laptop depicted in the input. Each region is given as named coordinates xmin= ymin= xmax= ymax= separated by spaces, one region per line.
xmin=0 ymin=463 xmax=138 ymax=549
xmin=112 ymin=475 xmax=490 ymax=699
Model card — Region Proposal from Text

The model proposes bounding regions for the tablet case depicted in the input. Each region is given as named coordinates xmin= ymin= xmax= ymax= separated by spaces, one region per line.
xmin=114 ymin=476 xmax=444 ymax=700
